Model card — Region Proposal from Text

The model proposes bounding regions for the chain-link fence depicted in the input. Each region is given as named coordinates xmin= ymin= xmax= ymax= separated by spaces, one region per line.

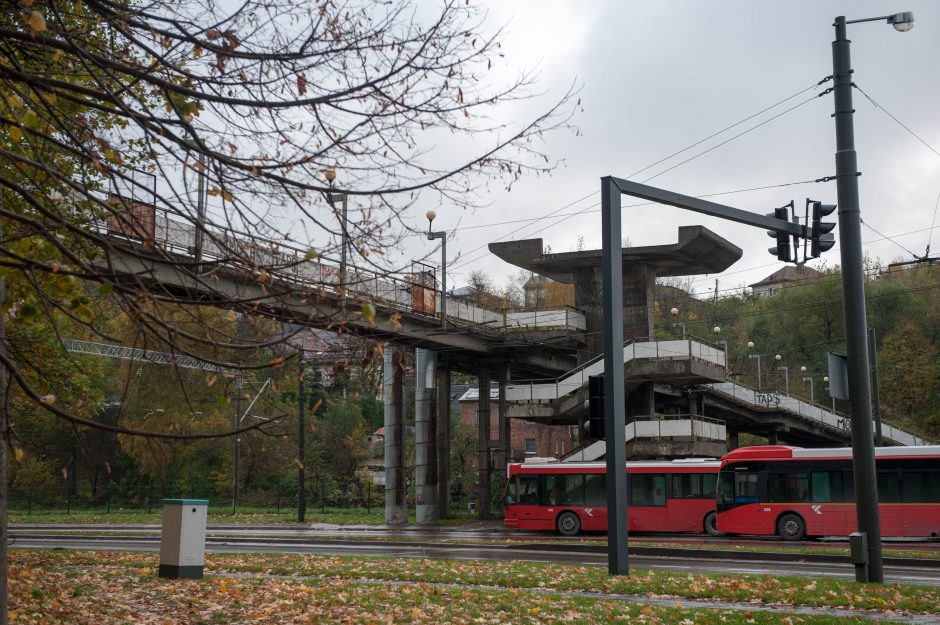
xmin=9 ymin=479 xmax=385 ymax=516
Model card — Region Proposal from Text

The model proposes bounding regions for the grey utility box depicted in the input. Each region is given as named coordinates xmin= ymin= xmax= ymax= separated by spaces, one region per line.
xmin=159 ymin=498 xmax=209 ymax=579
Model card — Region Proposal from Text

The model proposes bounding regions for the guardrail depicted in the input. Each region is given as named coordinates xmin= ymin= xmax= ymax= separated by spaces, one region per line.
xmin=704 ymin=380 xmax=927 ymax=447
xmin=97 ymin=204 xmax=585 ymax=334
xmin=505 ymin=337 xmax=726 ymax=402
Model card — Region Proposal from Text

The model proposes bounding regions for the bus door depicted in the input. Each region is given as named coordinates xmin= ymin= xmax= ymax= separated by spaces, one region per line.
xmin=507 ymin=474 xmax=545 ymax=526
xmin=628 ymin=472 xmax=667 ymax=531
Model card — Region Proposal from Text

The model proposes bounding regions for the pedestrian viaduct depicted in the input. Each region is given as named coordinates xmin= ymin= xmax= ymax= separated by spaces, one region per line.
xmin=95 ymin=203 xmax=928 ymax=524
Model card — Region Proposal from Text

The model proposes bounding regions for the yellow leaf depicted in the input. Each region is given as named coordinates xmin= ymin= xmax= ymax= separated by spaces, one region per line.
xmin=293 ymin=459 xmax=305 ymax=470
xmin=361 ymin=302 xmax=376 ymax=322
xmin=13 ymin=447 xmax=23 ymax=462
xmin=40 ymin=393 xmax=56 ymax=405
xmin=27 ymin=10 xmax=47 ymax=33
xmin=8 ymin=126 xmax=22 ymax=142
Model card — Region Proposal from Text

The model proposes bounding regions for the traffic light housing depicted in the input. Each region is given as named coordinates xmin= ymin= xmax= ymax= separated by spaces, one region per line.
xmin=588 ymin=375 xmax=605 ymax=440
xmin=810 ymin=202 xmax=837 ymax=257
xmin=767 ymin=206 xmax=792 ymax=262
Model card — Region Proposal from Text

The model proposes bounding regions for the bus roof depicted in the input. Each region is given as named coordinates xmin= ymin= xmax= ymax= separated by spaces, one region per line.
xmin=720 ymin=444 xmax=940 ymax=463
xmin=508 ymin=458 xmax=720 ymax=475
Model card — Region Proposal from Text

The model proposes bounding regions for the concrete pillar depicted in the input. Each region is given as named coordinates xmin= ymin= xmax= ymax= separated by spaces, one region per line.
xmin=727 ymin=430 xmax=739 ymax=451
xmin=498 ymin=364 xmax=510 ymax=511
xmin=767 ymin=430 xmax=778 ymax=445
xmin=384 ymin=348 xmax=406 ymax=524
xmin=626 ymin=381 xmax=655 ymax=419
xmin=477 ymin=369 xmax=491 ymax=520
xmin=436 ymin=364 xmax=451 ymax=518
xmin=574 ymin=263 xmax=656 ymax=359
xmin=414 ymin=349 xmax=438 ymax=524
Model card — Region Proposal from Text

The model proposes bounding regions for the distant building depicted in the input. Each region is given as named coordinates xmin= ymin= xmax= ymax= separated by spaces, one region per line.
xmin=749 ymin=266 xmax=823 ymax=297
xmin=457 ymin=386 xmax=574 ymax=464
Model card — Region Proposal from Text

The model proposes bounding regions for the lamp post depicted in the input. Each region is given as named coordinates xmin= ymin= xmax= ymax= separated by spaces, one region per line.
xmin=324 ymin=168 xmax=349 ymax=311
xmin=426 ymin=210 xmax=447 ymax=329
xmin=298 ymin=348 xmax=306 ymax=523
xmin=824 ymin=376 xmax=836 ymax=412
xmin=669 ymin=307 xmax=686 ymax=339
xmin=747 ymin=341 xmax=762 ymax=391
xmin=775 ymin=354 xmax=788 ymax=396
xmin=830 ymin=11 xmax=913 ymax=583
xmin=801 ymin=366 xmax=815 ymax=404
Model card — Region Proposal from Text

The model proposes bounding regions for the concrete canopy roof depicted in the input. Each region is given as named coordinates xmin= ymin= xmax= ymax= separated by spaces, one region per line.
xmin=488 ymin=226 xmax=742 ymax=283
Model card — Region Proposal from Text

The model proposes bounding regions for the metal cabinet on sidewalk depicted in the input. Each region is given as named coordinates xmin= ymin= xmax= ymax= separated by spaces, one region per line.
xmin=159 ymin=498 xmax=208 ymax=579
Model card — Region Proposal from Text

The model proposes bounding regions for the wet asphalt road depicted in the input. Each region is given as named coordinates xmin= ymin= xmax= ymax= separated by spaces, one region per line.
xmin=10 ymin=524 xmax=940 ymax=586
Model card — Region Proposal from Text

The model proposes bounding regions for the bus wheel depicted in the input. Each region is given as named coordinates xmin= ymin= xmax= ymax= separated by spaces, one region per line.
xmin=556 ymin=511 xmax=581 ymax=536
xmin=704 ymin=511 xmax=722 ymax=536
xmin=777 ymin=513 xmax=806 ymax=541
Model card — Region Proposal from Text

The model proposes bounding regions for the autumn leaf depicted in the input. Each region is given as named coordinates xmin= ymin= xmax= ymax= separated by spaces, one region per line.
xmin=27 ymin=10 xmax=47 ymax=33
xmin=40 ymin=393 xmax=56 ymax=404
xmin=13 ymin=447 xmax=23 ymax=462
xmin=361 ymin=302 xmax=376 ymax=322
xmin=297 ymin=74 xmax=307 ymax=95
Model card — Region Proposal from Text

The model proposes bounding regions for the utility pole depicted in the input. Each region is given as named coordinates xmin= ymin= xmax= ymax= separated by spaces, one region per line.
xmin=298 ymin=348 xmax=306 ymax=523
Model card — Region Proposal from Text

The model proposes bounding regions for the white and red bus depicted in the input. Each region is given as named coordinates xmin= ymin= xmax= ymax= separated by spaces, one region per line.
xmin=503 ymin=458 xmax=720 ymax=536
xmin=716 ymin=445 xmax=940 ymax=540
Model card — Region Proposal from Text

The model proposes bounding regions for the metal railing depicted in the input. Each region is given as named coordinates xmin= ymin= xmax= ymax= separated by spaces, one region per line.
xmin=704 ymin=380 xmax=927 ymax=447
xmin=505 ymin=336 xmax=726 ymax=402
xmin=96 ymin=204 xmax=585 ymax=335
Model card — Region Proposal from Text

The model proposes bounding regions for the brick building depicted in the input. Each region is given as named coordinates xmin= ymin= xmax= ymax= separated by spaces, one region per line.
xmin=457 ymin=386 xmax=575 ymax=465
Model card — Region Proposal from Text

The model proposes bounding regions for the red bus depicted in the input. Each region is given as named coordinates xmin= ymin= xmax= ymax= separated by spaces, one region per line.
xmin=716 ymin=445 xmax=940 ymax=540
xmin=503 ymin=459 xmax=720 ymax=536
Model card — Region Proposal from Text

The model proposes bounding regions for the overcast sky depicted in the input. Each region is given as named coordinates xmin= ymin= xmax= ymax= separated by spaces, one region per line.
xmin=417 ymin=1 xmax=940 ymax=300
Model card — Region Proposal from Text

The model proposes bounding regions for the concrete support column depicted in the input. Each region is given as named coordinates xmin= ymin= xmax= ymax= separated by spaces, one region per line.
xmin=498 ymin=364 xmax=510 ymax=512
xmin=574 ymin=263 xmax=656 ymax=358
xmin=384 ymin=348 xmax=406 ymax=524
xmin=626 ymin=381 xmax=655 ymax=419
xmin=477 ymin=369 xmax=491 ymax=520
xmin=767 ymin=430 xmax=778 ymax=446
xmin=727 ymin=430 xmax=739 ymax=451
xmin=414 ymin=349 xmax=438 ymax=524
xmin=436 ymin=365 xmax=451 ymax=518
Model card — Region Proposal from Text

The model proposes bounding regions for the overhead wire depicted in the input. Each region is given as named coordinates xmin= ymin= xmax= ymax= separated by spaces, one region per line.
xmin=855 ymin=83 xmax=940 ymax=258
xmin=444 ymin=80 xmax=828 ymax=273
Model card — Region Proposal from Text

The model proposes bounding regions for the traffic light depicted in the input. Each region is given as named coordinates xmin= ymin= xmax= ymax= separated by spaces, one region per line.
xmin=810 ymin=202 xmax=837 ymax=257
xmin=588 ymin=375 xmax=605 ymax=440
xmin=767 ymin=206 xmax=792 ymax=262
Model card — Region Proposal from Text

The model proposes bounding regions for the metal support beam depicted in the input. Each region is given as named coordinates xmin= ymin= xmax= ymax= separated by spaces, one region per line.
xmin=833 ymin=14 xmax=882 ymax=582
xmin=601 ymin=176 xmax=629 ymax=575
xmin=415 ymin=349 xmax=438 ymax=524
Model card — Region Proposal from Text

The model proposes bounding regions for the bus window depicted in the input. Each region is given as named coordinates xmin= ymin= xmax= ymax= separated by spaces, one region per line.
xmin=546 ymin=474 xmax=585 ymax=506
xmin=734 ymin=471 xmax=760 ymax=504
xmin=703 ymin=472 xmax=717 ymax=497
xmin=901 ymin=470 xmax=940 ymax=503
xmin=672 ymin=473 xmax=712 ymax=498
xmin=877 ymin=470 xmax=901 ymax=503
xmin=811 ymin=470 xmax=850 ymax=502
xmin=768 ymin=472 xmax=809 ymax=503
xmin=631 ymin=474 xmax=666 ymax=506
xmin=517 ymin=476 xmax=539 ymax=505
xmin=585 ymin=473 xmax=606 ymax=505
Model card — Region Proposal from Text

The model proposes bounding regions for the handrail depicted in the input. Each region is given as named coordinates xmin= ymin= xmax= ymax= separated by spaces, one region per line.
xmin=95 ymin=204 xmax=585 ymax=334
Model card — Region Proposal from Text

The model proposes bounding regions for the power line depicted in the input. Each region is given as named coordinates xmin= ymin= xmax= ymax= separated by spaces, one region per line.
xmin=444 ymin=80 xmax=827 ymax=273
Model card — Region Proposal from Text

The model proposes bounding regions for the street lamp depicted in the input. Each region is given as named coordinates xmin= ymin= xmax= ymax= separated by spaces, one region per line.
xmin=712 ymin=326 xmax=728 ymax=366
xmin=669 ymin=307 xmax=686 ymax=339
xmin=801 ymin=366 xmax=815 ymax=404
xmin=324 ymin=167 xmax=349 ymax=311
xmin=426 ymin=210 xmax=447 ymax=328
xmin=747 ymin=341 xmax=762 ymax=391
xmin=775 ymin=354 xmax=788 ymax=396
xmin=829 ymin=11 xmax=913 ymax=584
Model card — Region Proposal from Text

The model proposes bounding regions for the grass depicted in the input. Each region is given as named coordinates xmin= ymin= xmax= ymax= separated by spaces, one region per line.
xmin=10 ymin=549 xmax=930 ymax=624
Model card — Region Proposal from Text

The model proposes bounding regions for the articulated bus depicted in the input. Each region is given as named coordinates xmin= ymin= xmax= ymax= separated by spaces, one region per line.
xmin=716 ymin=445 xmax=940 ymax=540
xmin=503 ymin=459 xmax=720 ymax=536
